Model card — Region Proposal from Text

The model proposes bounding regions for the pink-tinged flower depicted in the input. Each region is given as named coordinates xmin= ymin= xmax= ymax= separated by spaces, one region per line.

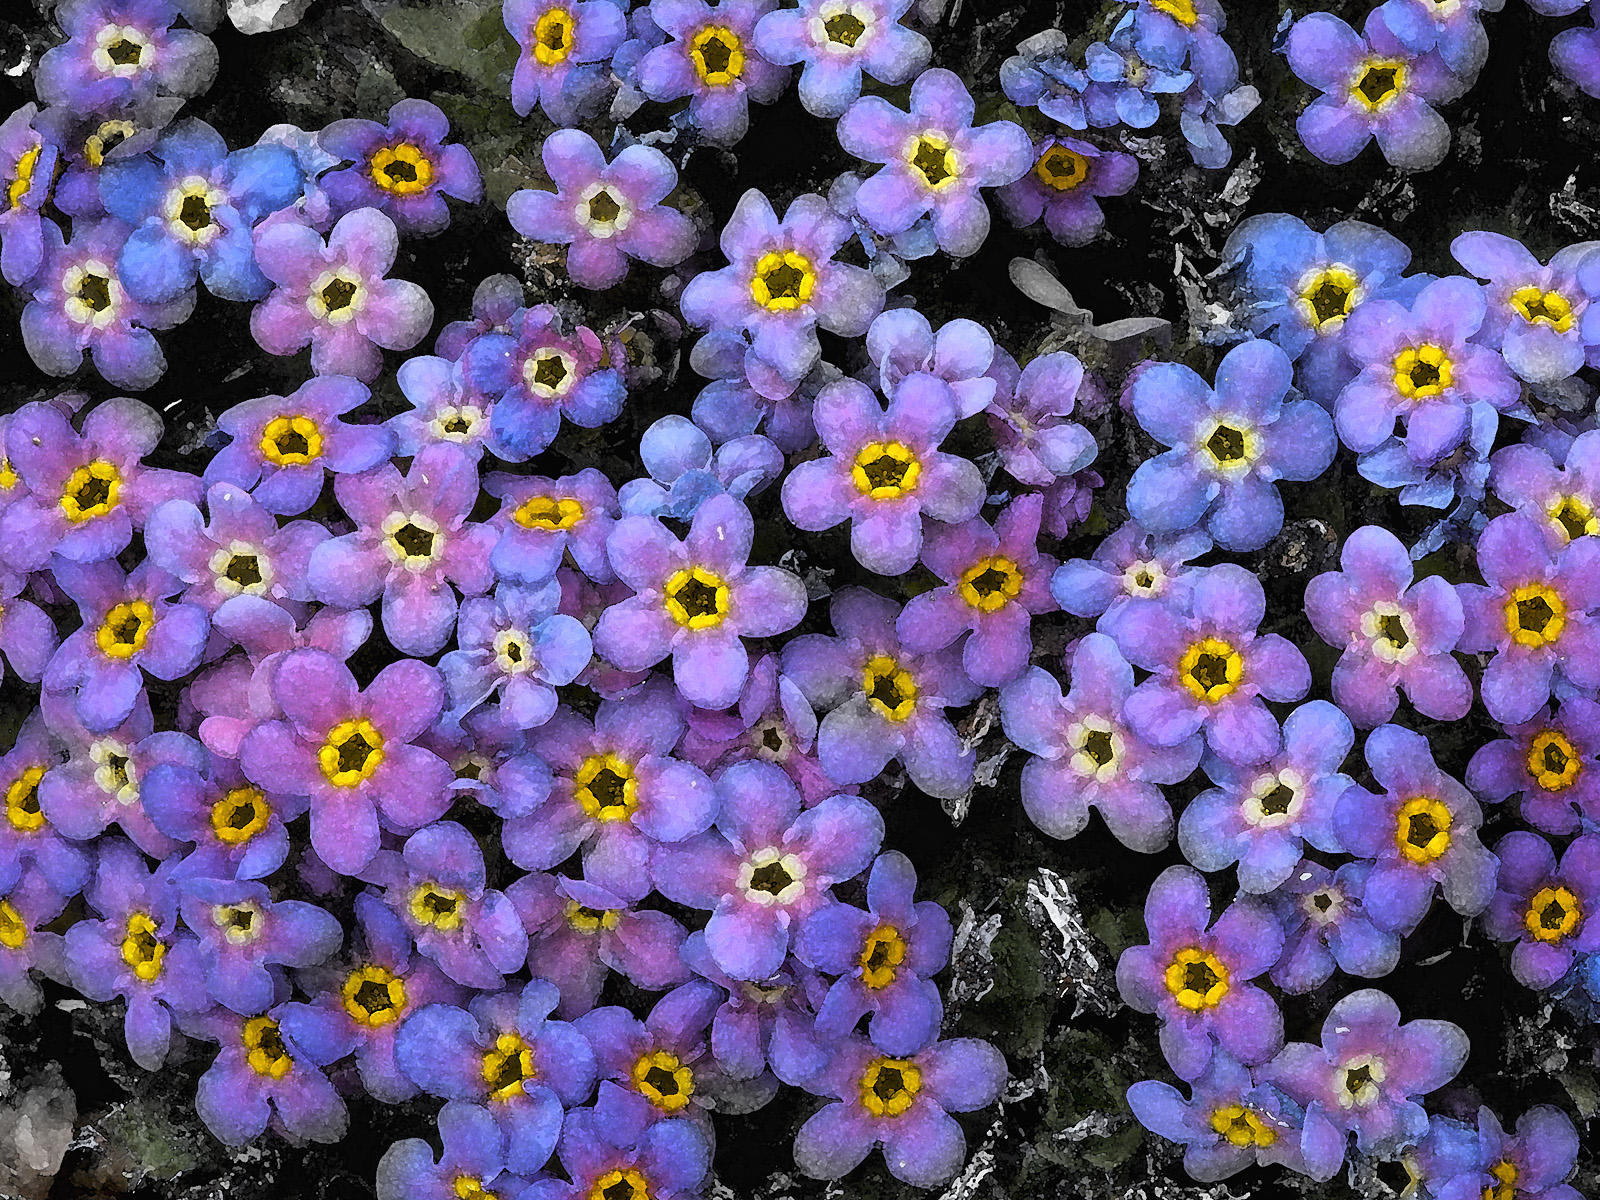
xmin=1178 ymin=701 xmax=1352 ymax=894
xmin=509 ymin=872 xmax=691 ymax=1018
xmin=44 ymin=558 xmax=209 ymax=734
xmin=1488 ymin=429 xmax=1600 ymax=548
xmin=752 ymin=0 xmax=928 ymax=117
xmin=388 ymin=353 xmax=520 ymax=463
xmin=897 ymin=494 xmax=1059 ymax=687
xmin=983 ymin=347 xmax=1097 ymax=484
xmin=435 ymin=273 xmax=522 ymax=361
xmin=1267 ymin=860 xmax=1400 ymax=994
xmin=783 ymin=588 xmax=982 ymax=800
xmin=997 ymin=134 xmax=1138 ymax=246
xmin=636 ymin=0 xmax=789 ymax=145
xmin=238 ymin=649 xmax=454 ymax=876
xmin=656 ymin=760 xmax=882 ymax=980
xmin=0 ymin=713 xmax=93 ymax=906
xmin=681 ymin=189 xmax=883 ymax=383
xmin=1482 ymin=831 xmax=1600 ymax=990
xmin=365 ymin=821 xmax=528 ymax=990
xmin=376 ymin=1102 xmax=532 ymax=1200
xmin=188 ymin=1004 xmax=348 ymax=1147
xmin=2 ymin=397 xmax=199 ymax=573
xmin=622 ymin=415 xmax=784 ymax=520
xmin=1451 ymin=231 xmax=1593 ymax=384
xmin=508 ymin=130 xmax=697 ymax=291
xmin=1051 ymin=521 xmax=1211 ymax=627
xmin=1466 ymin=700 xmax=1600 ymax=836
xmin=1456 ymin=512 xmax=1600 ymax=725
xmin=487 ymin=467 xmax=619 ymax=585
xmin=204 ymin=375 xmax=393 ymax=517
xmin=22 ymin=219 xmax=194 ymax=388
xmin=1304 ymin=524 xmax=1470 ymax=726
xmin=145 ymin=481 xmax=328 ymax=613
xmin=506 ymin=0 xmax=627 ymax=122
xmin=0 ymin=569 xmax=59 ymax=683
xmin=320 ymin=99 xmax=482 ymax=235
xmin=1116 ymin=865 xmax=1284 ymax=1082
xmin=36 ymin=0 xmax=219 ymax=110
xmin=1436 ymin=1106 xmax=1584 ymax=1200
xmin=177 ymin=875 xmax=343 ymax=1015
xmin=143 ymin=742 xmax=307 ymax=881
xmin=308 ymin=443 xmax=496 ymax=656
xmin=442 ymin=583 xmax=592 ymax=728
xmin=837 ymin=67 xmax=1032 ymax=256
xmin=576 ymin=984 xmax=725 ymax=1131
xmin=1263 ymin=989 xmax=1467 ymax=1161
xmin=1000 ymin=633 xmax=1200 ymax=852
xmin=866 ymin=308 xmax=996 ymax=418
xmin=0 ymin=105 xmax=59 ymax=288
xmin=0 ymin=875 xmax=67 ymax=1015
xmin=1106 ymin=565 xmax=1311 ymax=766
xmin=595 ymin=494 xmax=808 ymax=710
xmin=679 ymin=929 xmax=831 ymax=1084
xmin=529 ymin=1106 xmax=710 ymax=1200
xmin=793 ymin=1033 xmax=1006 ymax=1188
xmin=501 ymin=682 xmax=717 ymax=899
xmin=780 ymin=375 xmax=984 ymax=577
xmin=250 ymin=207 xmax=433 ymax=381
xmin=1332 ymin=723 xmax=1497 ymax=934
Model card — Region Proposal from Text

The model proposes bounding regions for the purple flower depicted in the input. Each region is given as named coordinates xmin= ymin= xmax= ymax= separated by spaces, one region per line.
xmin=205 ymin=376 xmax=393 ymax=516
xmin=837 ymin=67 xmax=1032 ymax=256
xmin=1 ymin=397 xmax=199 ymax=573
xmin=1263 ymin=989 xmax=1467 ymax=1160
xmin=1457 ymin=513 xmax=1600 ymax=725
xmin=1116 ymin=865 xmax=1283 ymax=1081
xmin=1332 ymin=723 xmax=1497 ymax=934
xmin=505 ymin=0 xmax=627 ymax=123
xmin=621 ymin=415 xmax=784 ymax=520
xmin=1552 ymin=6 xmax=1600 ymax=99
xmin=0 ymin=569 xmax=57 ymax=683
xmin=307 ymin=443 xmax=496 ymax=656
xmin=679 ymin=930 xmax=829 ymax=1083
xmin=142 ymin=746 xmax=305 ymax=881
xmin=1376 ymin=0 xmax=1496 ymax=80
xmin=996 ymin=135 xmax=1138 ymax=247
xmin=1466 ymin=699 xmax=1600 ymax=836
xmin=0 ymin=875 xmax=68 ymax=1015
xmin=1303 ymin=524 xmax=1470 ymax=726
xmin=395 ymin=981 xmax=597 ymax=1173
xmin=1285 ymin=11 xmax=1458 ymax=170
xmin=37 ymin=0 xmax=218 ymax=111
xmin=792 ymin=1033 xmax=1005 ymax=1188
xmin=682 ymin=190 xmax=883 ymax=383
xmin=22 ymin=218 xmax=194 ymax=388
xmin=1127 ymin=339 xmax=1335 ymax=551
xmin=984 ymin=345 xmax=1099 ymax=484
xmin=44 ymin=558 xmax=209 ymax=734
xmin=1000 ymin=35 xmax=1090 ymax=129
xmin=251 ymin=207 xmax=433 ymax=380
xmin=896 ymin=494 xmax=1059 ymax=687
xmin=320 ymin=99 xmax=482 ymax=235
xmin=436 ymin=273 xmax=523 ymax=361
xmin=1082 ymin=25 xmax=1192 ymax=128
xmin=1267 ymin=860 xmax=1400 ymax=993
xmin=1435 ymin=1106 xmax=1583 ymax=1200
xmin=488 ymin=467 xmax=619 ymax=585
xmin=508 ymin=130 xmax=697 ymax=291
xmin=525 ymin=1106 xmax=710 ymax=1200
xmin=1336 ymin=275 xmax=1519 ymax=463
xmin=655 ymin=760 xmax=883 ymax=980
xmin=238 ymin=649 xmax=453 ymax=875
xmin=1051 ymin=521 xmax=1211 ymax=626
xmin=377 ymin=1102 xmax=532 ymax=1200
xmin=0 ymin=713 xmax=94 ymax=905
xmin=1178 ymin=701 xmax=1352 ymax=894
xmin=1488 ymin=429 xmax=1600 ymax=547
xmin=795 ymin=851 xmax=949 ymax=1056
xmin=781 ymin=375 xmax=983 ymax=576
xmin=509 ymin=872 xmax=691 ymax=1017
xmin=0 ymin=104 xmax=60 ymax=287
xmin=1001 ymin=633 xmax=1200 ymax=852
xmin=636 ymin=0 xmax=789 ymax=145
xmin=190 ymin=1006 xmax=348 ymax=1146
xmin=389 ymin=353 xmax=520 ymax=462
xmin=865 ymin=308 xmax=995 ymax=418
xmin=500 ymin=683 xmax=716 ymax=898
xmin=1107 ymin=564 xmax=1311 ymax=766
xmin=595 ymin=494 xmax=808 ymax=709
xmin=1482 ymin=831 xmax=1600 ymax=990
xmin=752 ymin=0 xmax=928 ymax=117
xmin=576 ymin=985 xmax=724 ymax=1130
xmin=178 ymin=876 xmax=342 ymax=1014
xmin=442 ymin=583 xmax=593 ymax=727
xmin=784 ymin=588 xmax=982 ymax=799
xmin=1451 ymin=231 xmax=1593 ymax=384
xmin=681 ymin=655 xmax=836 ymax=804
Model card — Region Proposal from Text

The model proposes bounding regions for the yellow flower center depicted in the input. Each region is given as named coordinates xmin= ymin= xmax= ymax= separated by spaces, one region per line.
xmin=1178 ymin=637 xmax=1243 ymax=703
xmin=483 ymin=1032 xmax=538 ymax=1101
xmin=1297 ymin=264 xmax=1361 ymax=332
xmin=958 ymin=556 xmax=1024 ymax=613
xmin=0 ymin=900 xmax=26 ymax=950
xmin=120 ymin=911 xmax=166 ymax=982
xmin=342 ymin=964 xmax=408 ymax=1027
xmin=565 ymin=900 xmax=621 ymax=933
xmin=453 ymin=1178 xmax=500 ymax=1200
xmin=664 ymin=566 xmax=730 ymax=630
xmin=1033 ymin=143 xmax=1090 ymax=191
xmin=96 ymin=600 xmax=156 ymax=660
xmin=1510 ymin=286 xmax=1573 ymax=332
xmin=208 ymin=787 xmax=271 ymax=845
xmin=1163 ymin=947 xmax=1230 ymax=1011
xmin=532 ymin=5 xmax=575 ymax=63
xmin=1152 ymin=0 xmax=1199 ymax=24
xmin=632 ymin=1049 xmax=694 ymax=1112
xmin=1339 ymin=1055 xmax=1386 ymax=1107
xmin=587 ymin=1168 xmax=650 ymax=1200
xmin=1209 ymin=1104 xmax=1277 ymax=1148
xmin=260 ymin=414 xmax=324 ymax=466
xmin=4 ymin=766 xmax=46 ymax=833
xmin=318 ymin=718 xmax=385 ymax=787
xmin=514 ymin=494 xmax=584 ymax=531
xmin=0 ymin=456 xmax=17 ymax=491
xmin=1503 ymin=583 xmax=1566 ymax=648
xmin=85 ymin=118 xmax=135 ymax=168
xmin=308 ymin=270 xmax=363 ymax=322
xmin=1525 ymin=885 xmax=1581 ymax=943
xmin=690 ymin=24 xmax=745 ymax=86
xmin=410 ymin=882 xmax=467 ymax=932
xmin=1394 ymin=796 xmax=1452 ymax=864
xmin=60 ymin=460 xmax=122 ymax=523
xmin=1200 ymin=418 xmax=1257 ymax=474
xmin=749 ymin=250 xmax=816 ymax=313
xmin=1485 ymin=1160 xmax=1518 ymax=1200
xmin=1352 ymin=58 xmax=1407 ymax=110
xmin=906 ymin=132 xmax=960 ymax=191
xmin=821 ymin=7 xmax=868 ymax=45
xmin=574 ymin=752 xmax=638 ymax=821
xmin=851 ymin=441 xmax=921 ymax=498
xmin=244 ymin=1016 xmax=293 ymax=1079
xmin=164 ymin=176 xmax=222 ymax=244
xmin=1547 ymin=493 xmax=1598 ymax=542
xmin=858 ymin=924 xmax=906 ymax=989
xmin=862 ymin=654 xmax=917 ymax=721
xmin=369 ymin=143 xmax=434 ymax=196
xmin=1392 ymin=343 xmax=1454 ymax=400
xmin=8 ymin=141 xmax=42 ymax=211
xmin=859 ymin=1056 xmax=921 ymax=1117
xmin=1527 ymin=730 xmax=1581 ymax=791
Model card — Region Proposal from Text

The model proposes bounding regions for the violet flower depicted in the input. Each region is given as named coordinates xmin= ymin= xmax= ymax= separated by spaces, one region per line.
xmin=1051 ymin=521 xmax=1211 ymax=627
xmin=442 ymin=582 xmax=592 ymax=728
xmin=1435 ymin=1106 xmax=1583 ymax=1200
xmin=527 ymin=1106 xmax=710 ymax=1200
xmin=1451 ymin=231 xmax=1593 ymax=384
xmin=620 ymin=415 xmax=784 ymax=521
xmin=635 ymin=0 xmax=789 ymax=145
xmin=0 ymin=876 xmax=69 ymax=1016
xmin=1482 ymin=831 xmax=1600 ymax=990
xmin=865 ymin=308 xmax=996 ymax=419
xmin=576 ymin=985 xmax=722 ymax=1129
xmin=36 ymin=0 xmax=219 ymax=111
xmin=142 ymin=746 xmax=306 ymax=881
xmin=178 ymin=875 xmax=343 ymax=1015
xmin=1466 ymin=699 xmax=1600 ymax=836
xmin=0 ymin=713 xmax=93 ymax=905
xmin=377 ymin=1102 xmax=532 ymax=1200
xmin=0 ymin=569 xmax=57 ymax=683
xmin=679 ymin=930 xmax=831 ymax=1084
xmin=488 ymin=467 xmax=620 ymax=586
xmin=752 ymin=0 xmax=928 ymax=117
xmin=319 ymin=99 xmax=482 ymax=235
xmin=390 ymin=353 xmax=519 ymax=462
xmin=996 ymin=135 xmax=1138 ymax=247
xmin=191 ymin=1006 xmax=348 ymax=1146
xmin=1267 ymin=860 xmax=1401 ymax=994
xmin=0 ymin=104 xmax=60 ymax=288
xmin=505 ymin=0 xmax=627 ymax=123
xmin=1488 ymin=429 xmax=1600 ymax=547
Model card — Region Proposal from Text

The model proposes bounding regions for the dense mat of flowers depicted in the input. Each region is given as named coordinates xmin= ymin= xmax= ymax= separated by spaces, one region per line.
xmin=0 ymin=0 xmax=1597 ymax=1197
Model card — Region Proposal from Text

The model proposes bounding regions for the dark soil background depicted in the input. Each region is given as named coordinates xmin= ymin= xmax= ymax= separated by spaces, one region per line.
xmin=1 ymin=1 xmax=1598 ymax=1198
